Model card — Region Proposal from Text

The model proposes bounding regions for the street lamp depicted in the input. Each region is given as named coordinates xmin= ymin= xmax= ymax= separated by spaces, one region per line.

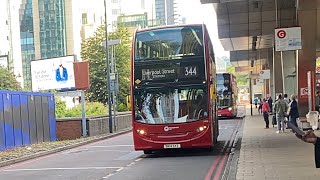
xmin=246 ymin=74 xmax=253 ymax=116
xmin=104 ymin=0 xmax=113 ymax=133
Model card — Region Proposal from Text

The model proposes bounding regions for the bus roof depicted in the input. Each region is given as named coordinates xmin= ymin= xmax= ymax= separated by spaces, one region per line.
xmin=136 ymin=24 xmax=206 ymax=33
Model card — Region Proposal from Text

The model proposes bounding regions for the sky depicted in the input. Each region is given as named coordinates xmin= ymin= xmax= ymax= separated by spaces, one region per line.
xmin=178 ymin=0 xmax=229 ymax=58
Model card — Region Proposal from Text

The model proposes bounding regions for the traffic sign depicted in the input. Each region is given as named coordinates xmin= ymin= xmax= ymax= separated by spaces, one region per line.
xmin=110 ymin=73 xmax=116 ymax=80
xmin=300 ymin=87 xmax=308 ymax=96
xmin=275 ymin=27 xmax=301 ymax=51
xmin=110 ymin=79 xmax=119 ymax=92
xmin=259 ymin=70 xmax=270 ymax=79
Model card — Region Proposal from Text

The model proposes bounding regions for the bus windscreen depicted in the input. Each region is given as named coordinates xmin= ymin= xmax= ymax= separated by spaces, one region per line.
xmin=134 ymin=26 xmax=204 ymax=61
xmin=134 ymin=85 xmax=208 ymax=124
xmin=217 ymin=74 xmax=232 ymax=108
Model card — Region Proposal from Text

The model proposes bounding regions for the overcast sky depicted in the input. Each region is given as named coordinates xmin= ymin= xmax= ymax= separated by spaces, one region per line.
xmin=178 ymin=0 xmax=229 ymax=58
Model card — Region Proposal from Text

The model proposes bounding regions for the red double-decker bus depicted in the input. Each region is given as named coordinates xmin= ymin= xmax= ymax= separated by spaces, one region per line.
xmin=131 ymin=24 xmax=219 ymax=154
xmin=217 ymin=73 xmax=238 ymax=118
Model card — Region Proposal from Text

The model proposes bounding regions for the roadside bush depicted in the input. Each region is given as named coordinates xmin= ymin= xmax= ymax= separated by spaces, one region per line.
xmin=55 ymin=100 xmax=67 ymax=118
xmin=55 ymin=100 xmax=107 ymax=118
xmin=117 ymin=103 xmax=128 ymax=112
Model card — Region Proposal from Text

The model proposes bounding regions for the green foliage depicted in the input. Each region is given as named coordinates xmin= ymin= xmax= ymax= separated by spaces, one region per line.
xmin=317 ymin=58 xmax=320 ymax=67
xmin=117 ymin=103 xmax=128 ymax=112
xmin=226 ymin=66 xmax=235 ymax=75
xmin=55 ymin=100 xmax=67 ymax=118
xmin=0 ymin=67 xmax=21 ymax=90
xmin=226 ymin=65 xmax=249 ymax=86
xmin=55 ymin=100 xmax=107 ymax=118
xmin=81 ymin=26 xmax=130 ymax=105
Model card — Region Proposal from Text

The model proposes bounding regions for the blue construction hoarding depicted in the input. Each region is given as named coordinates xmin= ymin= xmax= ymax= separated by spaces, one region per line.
xmin=0 ymin=90 xmax=56 ymax=151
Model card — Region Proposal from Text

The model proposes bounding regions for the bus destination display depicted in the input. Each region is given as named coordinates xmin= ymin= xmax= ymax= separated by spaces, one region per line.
xmin=141 ymin=65 xmax=199 ymax=81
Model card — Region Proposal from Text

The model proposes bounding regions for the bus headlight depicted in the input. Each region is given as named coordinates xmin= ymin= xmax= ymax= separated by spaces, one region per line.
xmin=137 ymin=129 xmax=147 ymax=135
xmin=197 ymin=126 xmax=207 ymax=132
xmin=228 ymin=107 xmax=232 ymax=111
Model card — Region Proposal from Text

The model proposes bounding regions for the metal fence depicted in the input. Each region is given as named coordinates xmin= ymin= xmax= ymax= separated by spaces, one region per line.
xmin=0 ymin=90 xmax=56 ymax=151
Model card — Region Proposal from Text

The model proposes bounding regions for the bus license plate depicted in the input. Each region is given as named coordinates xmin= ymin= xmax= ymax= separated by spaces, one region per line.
xmin=164 ymin=144 xmax=181 ymax=149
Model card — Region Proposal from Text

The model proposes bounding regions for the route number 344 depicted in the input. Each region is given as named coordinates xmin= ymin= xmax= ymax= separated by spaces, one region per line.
xmin=185 ymin=66 xmax=197 ymax=76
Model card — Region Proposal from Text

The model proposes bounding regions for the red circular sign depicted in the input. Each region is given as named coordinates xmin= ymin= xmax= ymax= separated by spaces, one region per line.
xmin=277 ymin=30 xmax=286 ymax=39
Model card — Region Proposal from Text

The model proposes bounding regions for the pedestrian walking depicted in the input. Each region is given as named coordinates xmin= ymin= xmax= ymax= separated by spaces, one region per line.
xmin=288 ymin=94 xmax=299 ymax=128
xmin=268 ymin=96 xmax=273 ymax=113
xmin=262 ymin=98 xmax=270 ymax=128
xmin=274 ymin=94 xmax=289 ymax=133
xmin=258 ymin=98 xmax=263 ymax=114
xmin=284 ymin=94 xmax=290 ymax=104
xmin=254 ymin=98 xmax=258 ymax=108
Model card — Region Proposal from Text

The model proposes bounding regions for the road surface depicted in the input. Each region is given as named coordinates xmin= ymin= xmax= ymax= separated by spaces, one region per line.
xmin=0 ymin=119 xmax=242 ymax=180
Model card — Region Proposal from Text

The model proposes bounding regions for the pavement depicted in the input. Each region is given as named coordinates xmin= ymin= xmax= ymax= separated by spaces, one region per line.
xmin=235 ymin=107 xmax=320 ymax=180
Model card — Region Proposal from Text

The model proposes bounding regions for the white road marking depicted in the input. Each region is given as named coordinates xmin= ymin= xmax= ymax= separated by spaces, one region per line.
xmin=102 ymin=174 xmax=114 ymax=179
xmin=90 ymin=145 xmax=133 ymax=148
xmin=126 ymin=162 xmax=135 ymax=167
xmin=115 ymin=167 xmax=124 ymax=172
xmin=92 ymin=149 xmax=133 ymax=152
xmin=102 ymin=167 xmax=124 ymax=179
xmin=135 ymin=158 xmax=143 ymax=162
xmin=2 ymin=167 xmax=121 ymax=172
xmin=101 ymin=156 xmax=144 ymax=179
xmin=115 ymin=151 xmax=143 ymax=161
xmin=62 ymin=149 xmax=133 ymax=154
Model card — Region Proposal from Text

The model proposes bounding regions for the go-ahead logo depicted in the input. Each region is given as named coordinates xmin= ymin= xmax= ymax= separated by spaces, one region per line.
xmin=277 ymin=30 xmax=286 ymax=39
xmin=164 ymin=126 xmax=179 ymax=132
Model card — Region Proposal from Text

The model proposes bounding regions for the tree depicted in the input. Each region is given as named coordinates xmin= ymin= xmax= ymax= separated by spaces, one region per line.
xmin=226 ymin=65 xmax=249 ymax=86
xmin=81 ymin=25 xmax=130 ymax=105
xmin=0 ymin=67 xmax=21 ymax=90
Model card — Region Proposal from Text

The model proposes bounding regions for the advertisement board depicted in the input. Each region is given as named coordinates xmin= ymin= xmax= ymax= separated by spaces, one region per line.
xmin=31 ymin=56 xmax=75 ymax=91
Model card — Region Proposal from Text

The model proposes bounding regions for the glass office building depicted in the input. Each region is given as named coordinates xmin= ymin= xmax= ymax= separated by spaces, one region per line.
xmin=155 ymin=0 xmax=181 ymax=25
xmin=20 ymin=0 xmax=67 ymax=88
xmin=20 ymin=0 xmax=35 ymax=88
xmin=38 ymin=0 xmax=66 ymax=58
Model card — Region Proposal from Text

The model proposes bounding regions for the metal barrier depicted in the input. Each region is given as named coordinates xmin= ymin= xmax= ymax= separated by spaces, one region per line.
xmin=0 ymin=90 xmax=56 ymax=151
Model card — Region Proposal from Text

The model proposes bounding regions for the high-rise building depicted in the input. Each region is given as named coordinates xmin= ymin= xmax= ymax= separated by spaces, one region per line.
xmin=155 ymin=0 xmax=182 ymax=25
xmin=77 ymin=0 xmax=122 ymax=41
xmin=0 ymin=0 xmax=23 ymax=86
xmin=78 ymin=0 xmax=105 ymax=41
xmin=19 ymin=0 xmax=86 ymax=88
xmin=19 ymin=0 xmax=68 ymax=88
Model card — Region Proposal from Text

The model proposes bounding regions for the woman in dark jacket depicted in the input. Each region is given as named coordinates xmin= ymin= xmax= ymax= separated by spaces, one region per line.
xmin=288 ymin=94 xmax=299 ymax=127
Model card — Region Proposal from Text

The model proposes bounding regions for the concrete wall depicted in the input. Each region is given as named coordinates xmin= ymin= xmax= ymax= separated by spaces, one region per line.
xmin=56 ymin=112 xmax=132 ymax=140
xmin=283 ymin=51 xmax=297 ymax=97
xmin=88 ymin=113 xmax=132 ymax=136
